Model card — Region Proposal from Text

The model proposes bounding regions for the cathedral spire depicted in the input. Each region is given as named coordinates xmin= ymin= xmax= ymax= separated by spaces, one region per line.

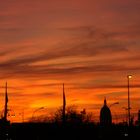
xmin=104 ymin=97 xmax=107 ymax=106
xmin=100 ymin=98 xmax=112 ymax=126
xmin=4 ymin=82 xmax=8 ymax=121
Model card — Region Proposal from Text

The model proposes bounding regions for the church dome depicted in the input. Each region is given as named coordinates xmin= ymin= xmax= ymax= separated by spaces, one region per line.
xmin=100 ymin=99 xmax=112 ymax=126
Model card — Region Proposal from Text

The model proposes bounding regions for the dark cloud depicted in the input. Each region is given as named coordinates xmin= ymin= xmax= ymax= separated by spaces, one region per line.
xmin=0 ymin=60 xmax=140 ymax=79
xmin=37 ymin=92 xmax=59 ymax=98
xmin=0 ymin=25 xmax=130 ymax=73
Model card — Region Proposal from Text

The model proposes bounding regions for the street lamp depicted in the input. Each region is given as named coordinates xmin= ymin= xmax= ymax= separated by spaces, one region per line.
xmin=109 ymin=102 xmax=119 ymax=108
xmin=32 ymin=107 xmax=45 ymax=121
xmin=127 ymin=75 xmax=132 ymax=126
xmin=109 ymin=102 xmax=119 ymax=123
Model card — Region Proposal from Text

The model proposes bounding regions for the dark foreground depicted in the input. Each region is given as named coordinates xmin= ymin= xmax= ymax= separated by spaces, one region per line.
xmin=0 ymin=123 xmax=140 ymax=140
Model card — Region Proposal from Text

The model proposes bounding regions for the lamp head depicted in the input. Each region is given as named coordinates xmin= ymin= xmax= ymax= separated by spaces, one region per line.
xmin=128 ymin=75 xmax=132 ymax=79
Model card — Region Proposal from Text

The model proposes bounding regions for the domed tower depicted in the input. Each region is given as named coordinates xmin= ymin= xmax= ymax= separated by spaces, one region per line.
xmin=100 ymin=98 xmax=112 ymax=126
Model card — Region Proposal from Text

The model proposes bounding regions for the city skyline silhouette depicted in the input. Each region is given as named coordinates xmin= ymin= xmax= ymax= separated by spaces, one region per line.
xmin=0 ymin=81 xmax=139 ymax=126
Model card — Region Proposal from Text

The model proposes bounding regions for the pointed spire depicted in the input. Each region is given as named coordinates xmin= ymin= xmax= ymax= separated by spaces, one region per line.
xmin=62 ymin=83 xmax=66 ymax=123
xmin=63 ymin=83 xmax=66 ymax=107
xmin=4 ymin=82 xmax=8 ymax=121
xmin=5 ymin=82 xmax=8 ymax=103
xmin=104 ymin=97 xmax=107 ymax=106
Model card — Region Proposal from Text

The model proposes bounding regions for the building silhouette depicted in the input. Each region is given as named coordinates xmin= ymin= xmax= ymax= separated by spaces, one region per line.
xmin=100 ymin=98 xmax=112 ymax=126
xmin=137 ymin=110 xmax=140 ymax=125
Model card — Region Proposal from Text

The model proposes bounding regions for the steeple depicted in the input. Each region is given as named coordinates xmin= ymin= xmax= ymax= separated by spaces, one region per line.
xmin=100 ymin=98 xmax=112 ymax=126
xmin=104 ymin=97 xmax=107 ymax=106
xmin=4 ymin=82 xmax=8 ymax=121
xmin=62 ymin=83 xmax=66 ymax=123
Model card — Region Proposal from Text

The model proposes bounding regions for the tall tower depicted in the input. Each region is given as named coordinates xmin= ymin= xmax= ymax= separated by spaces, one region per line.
xmin=4 ymin=82 xmax=8 ymax=121
xmin=100 ymin=98 xmax=112 ymax=126
xmin=62 ymin=83 xmax=66 ymax=123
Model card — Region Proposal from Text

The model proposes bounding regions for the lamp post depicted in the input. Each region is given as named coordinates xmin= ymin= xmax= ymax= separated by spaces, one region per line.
xmin=127 ymin=75 xmax=132 ymax=126
xmin=32 ymin=107 xmax=44 ymax=121
xmin=109 ymin=102 xmax=119 ymax=123
xmin=122 ymin=107 xmax=128 ymax=123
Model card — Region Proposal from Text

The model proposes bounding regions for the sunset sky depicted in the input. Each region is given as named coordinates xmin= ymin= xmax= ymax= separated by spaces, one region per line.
xmin=0 ymin=0 xmax=140 ymax=122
